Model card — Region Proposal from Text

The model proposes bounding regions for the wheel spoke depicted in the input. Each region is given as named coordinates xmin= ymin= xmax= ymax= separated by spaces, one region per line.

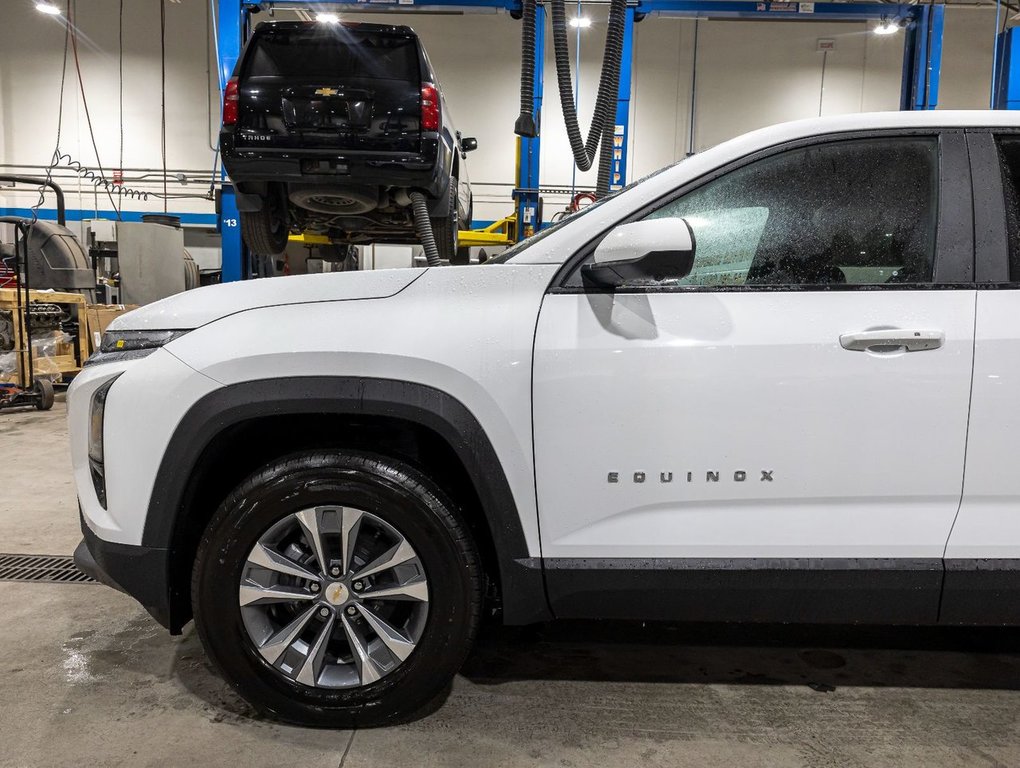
xmin=295 ymin=612 xmax=336 ymax=687
xmin=340 ymin=507 xmax=364 ymax=577
xmin=239 ymin=582 xmax=316 ymax=607
xmin=246 ymin=542 xmax=320 ymax=583
xmin=294 ymin=508 xmax=329 ymax=574
xmin=356 ymin=604 xmax=417 ymax=662
xmin=341 ymin=613 xmax=383 ymax=686
xmin=360 ymin=577 xmax=429 ymax=603
xmin=352 ymin=539 xmax=417 ymax=581
xmin=258 ymin=605 xmax=317 ymax=665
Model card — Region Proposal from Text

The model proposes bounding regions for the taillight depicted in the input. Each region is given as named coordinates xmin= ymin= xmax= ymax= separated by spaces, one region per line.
xmin=223 ymin=77 xmax=239 ymax=126
xmin=420 ymin=83 xmax=439 ymax=132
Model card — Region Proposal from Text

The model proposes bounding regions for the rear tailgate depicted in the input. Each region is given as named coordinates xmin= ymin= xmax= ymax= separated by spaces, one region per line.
xmin=237 ymin=25 xmax=422 ymax=153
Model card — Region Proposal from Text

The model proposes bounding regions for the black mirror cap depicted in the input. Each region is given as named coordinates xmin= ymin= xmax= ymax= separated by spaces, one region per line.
xmin=581 ymin=249 xmax=695 ymax=290
xmin=461 ymin=137 xmax=479 ymax=152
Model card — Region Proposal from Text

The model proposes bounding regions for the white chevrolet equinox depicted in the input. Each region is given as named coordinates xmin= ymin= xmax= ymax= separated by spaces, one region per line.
xmin=70 ymin=111 xmax=1020 ymax=726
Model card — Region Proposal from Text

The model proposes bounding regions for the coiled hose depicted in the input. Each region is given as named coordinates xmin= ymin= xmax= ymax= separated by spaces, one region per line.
xmin=410 ymin=191 xmax=441 ymax=267
xmin=514 ymin=0 xmax=538 ymax=137
xmin=549 ymin=0 xmax=627 ymax=196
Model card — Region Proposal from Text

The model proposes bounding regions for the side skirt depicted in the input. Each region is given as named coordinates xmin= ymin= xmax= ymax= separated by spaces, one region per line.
xmin=543 ymin=558 xmax=946 ymax=625
xmin=940 ymin=559 xmax=1020 ymax=625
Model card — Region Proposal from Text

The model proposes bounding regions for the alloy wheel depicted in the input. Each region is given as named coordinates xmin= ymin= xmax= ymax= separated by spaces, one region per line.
xmin=238 ymin=506 xmax=429 ymax=689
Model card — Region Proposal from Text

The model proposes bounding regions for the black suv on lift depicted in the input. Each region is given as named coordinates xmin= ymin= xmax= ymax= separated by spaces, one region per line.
xmin=220 ymin=21 xmax=477 ymax=262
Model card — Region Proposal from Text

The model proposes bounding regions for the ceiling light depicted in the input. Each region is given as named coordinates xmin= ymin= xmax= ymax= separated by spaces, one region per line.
xmin=35 ymin=2 xmax=61 ymax=14
xmin=316 ymin=12 xmax=340 ymax=23
xmin=569 ymin=16 xmax=592 ymax=28
xmin=874 ymin=19 xmax=901 ymax=35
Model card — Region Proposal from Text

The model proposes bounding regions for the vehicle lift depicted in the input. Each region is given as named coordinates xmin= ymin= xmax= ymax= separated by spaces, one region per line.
xmin=215 ymin=0 xmax=945 ymax=281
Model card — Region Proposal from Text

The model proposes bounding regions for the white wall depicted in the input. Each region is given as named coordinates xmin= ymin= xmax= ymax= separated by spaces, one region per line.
xmin=0 ymin=2 xmax=1003 ymax=244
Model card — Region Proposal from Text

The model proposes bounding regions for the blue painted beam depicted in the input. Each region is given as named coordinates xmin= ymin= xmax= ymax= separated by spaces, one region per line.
xmin=899 ymin=4 xmax=943 ymax=110
xmin=636 ymin=1 xmax=915 ymax=21
xmin=994 ymin=28 xmax=1020 ymax=109
xmin=515 ymin=2 xmax=544 ymax=237
xmin=609 ymin=6 xmax=635 ymax=192
xmin=0 ymin=208 xmax=218 ymax=226
xmin=217 ymin=0 xmax=248 ymax=281
xmin=250 ymin=0 xmax=522 ymax=9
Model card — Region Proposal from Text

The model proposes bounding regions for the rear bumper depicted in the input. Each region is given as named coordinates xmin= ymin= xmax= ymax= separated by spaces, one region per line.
xmin=220 ymin=133 xmax=451 ymax=200
xmin=75 ymin=510 xmax=174 ymax=632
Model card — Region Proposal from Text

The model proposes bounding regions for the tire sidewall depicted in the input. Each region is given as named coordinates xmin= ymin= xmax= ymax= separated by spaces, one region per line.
xmin=193 ymin=453 xmax=478 ymax=726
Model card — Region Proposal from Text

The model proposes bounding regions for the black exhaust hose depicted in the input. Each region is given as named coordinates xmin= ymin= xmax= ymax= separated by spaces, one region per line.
xmin=410 ymin=191 xmax=442 ymax=267
xmin=595 ymin=104 xmax=616 ymax=196
xmin=550 ymin=0 xmax=627 ymax=195
xmin=514 ymin=0 xmax=538 ymax=137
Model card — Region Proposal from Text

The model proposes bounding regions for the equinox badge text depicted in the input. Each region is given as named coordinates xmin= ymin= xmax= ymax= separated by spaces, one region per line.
xmin=608 ymin=470 xmax=775 ymax=483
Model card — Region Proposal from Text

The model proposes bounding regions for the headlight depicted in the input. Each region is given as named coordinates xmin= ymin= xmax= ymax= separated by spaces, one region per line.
xmin=84 ymin=329 xmax=191 ymax=367
xmin=88 ymin=375 xmax=121 ymax=508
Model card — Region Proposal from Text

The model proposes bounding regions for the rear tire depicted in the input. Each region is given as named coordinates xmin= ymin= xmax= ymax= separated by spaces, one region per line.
xmin=431 ymin=179 xmax=459 ymax=263
xmin=191 ymin=451 xmax=481 ymax=727
xmin=240 ymin=189 xmax=290 ymax=257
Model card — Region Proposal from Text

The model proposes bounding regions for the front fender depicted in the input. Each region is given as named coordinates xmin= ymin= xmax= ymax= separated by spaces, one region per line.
xmin=145 ymin=377 xmax=550 ymax=628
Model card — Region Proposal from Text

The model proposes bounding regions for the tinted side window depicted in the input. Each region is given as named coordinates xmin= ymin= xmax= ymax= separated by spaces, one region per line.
xmin=644 ymin=138 xmax=939 ymax=287
xmin=994 ymin=136 xmax=1020 ymax=281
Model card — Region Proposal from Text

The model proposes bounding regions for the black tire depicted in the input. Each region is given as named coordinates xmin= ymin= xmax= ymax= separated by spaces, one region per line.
xmin=431 ymin=179 xmax=459 ymax=262
xmin=191 ymin=451 xmax=482 ymax=727
xmin=34 ymin=378 xmax=54 ymax=411
xmin=240 ymin=189 xmax=289 ymax=257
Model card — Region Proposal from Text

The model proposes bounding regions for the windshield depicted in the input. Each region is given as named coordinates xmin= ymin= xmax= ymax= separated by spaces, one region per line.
xmin=488 ymin=162 xmax=680 ymax=264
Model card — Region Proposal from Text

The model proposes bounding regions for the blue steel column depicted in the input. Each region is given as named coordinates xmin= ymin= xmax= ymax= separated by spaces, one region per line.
xmin=609 ymin=6 xmax=635 ymax=191
xmin=218 ymin=0 xmax=247 ymax=281
xmin=994 ymin=29 xmax=1020 ymax=109
xmin=900 ymin=4 xmax=943 ymax=110
xmin=516 ymin=3 xmax=544 ymax=237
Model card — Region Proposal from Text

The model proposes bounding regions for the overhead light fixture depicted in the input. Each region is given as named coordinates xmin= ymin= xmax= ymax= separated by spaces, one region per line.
xmin=35 ymin=2 xmax=61 ymax=14
xmin=569 ymin=16 xmax=592 ymax=28
xmin=316 ymin=12 xmax=340 ymax=23
xmin=874 ymin=18 xmax=901 ymax=35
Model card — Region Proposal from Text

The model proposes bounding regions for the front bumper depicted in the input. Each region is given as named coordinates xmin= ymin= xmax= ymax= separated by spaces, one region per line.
xmin=75 ymin=509 xmax=174 ymax=631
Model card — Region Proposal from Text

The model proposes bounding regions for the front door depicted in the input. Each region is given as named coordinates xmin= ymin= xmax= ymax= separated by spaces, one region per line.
xmin=533 ymin=133 xmax=977 ymax=622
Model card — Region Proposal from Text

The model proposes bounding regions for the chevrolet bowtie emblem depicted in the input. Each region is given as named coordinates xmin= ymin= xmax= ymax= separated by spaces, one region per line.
xmin=314 ymin=87 xmax=340 ymax=97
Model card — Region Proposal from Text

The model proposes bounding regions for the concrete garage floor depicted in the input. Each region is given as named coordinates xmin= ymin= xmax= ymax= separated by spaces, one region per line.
xmin=2 ymin=402 xmax=1020 ymax=767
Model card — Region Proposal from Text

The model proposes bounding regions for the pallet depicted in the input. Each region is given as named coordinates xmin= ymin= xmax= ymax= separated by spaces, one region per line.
xmin=0 ymin=288 xmax=88 ymax=386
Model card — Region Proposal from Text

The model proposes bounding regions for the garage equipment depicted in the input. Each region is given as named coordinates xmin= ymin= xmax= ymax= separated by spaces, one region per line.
xmin=0 ymin=176 xmax=96 ymax=303
xmin=0 ymin=218 xmax=57 ymax=412
xmin=84 ymin=217 xmax=200 ymax=305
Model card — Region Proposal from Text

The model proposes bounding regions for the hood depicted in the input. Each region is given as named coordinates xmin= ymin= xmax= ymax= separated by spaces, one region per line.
xmin=107 ymin=268 xmax=426 ymax=331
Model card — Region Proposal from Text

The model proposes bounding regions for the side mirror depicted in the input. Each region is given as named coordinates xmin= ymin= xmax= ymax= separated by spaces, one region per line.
xmin=461 ymin=137 xmax=478 ymax=153
xmin=581 ymin=218 xmax=696 ymax=289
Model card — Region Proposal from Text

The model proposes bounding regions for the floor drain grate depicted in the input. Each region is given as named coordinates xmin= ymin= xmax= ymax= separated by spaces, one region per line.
xmin=0 ymin=554 xmax=96 ymax=584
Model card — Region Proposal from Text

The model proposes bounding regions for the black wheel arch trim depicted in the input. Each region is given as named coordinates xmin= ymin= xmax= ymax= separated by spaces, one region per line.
xmin=143 ymin=376 xmax=552 ymax=629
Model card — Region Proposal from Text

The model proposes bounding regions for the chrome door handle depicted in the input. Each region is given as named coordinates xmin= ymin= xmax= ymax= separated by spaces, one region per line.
xmin=839 ymin=329 xmax=944 ymax=353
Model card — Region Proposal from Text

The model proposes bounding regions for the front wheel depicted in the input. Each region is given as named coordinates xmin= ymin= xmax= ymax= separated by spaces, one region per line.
xmin=191 ymin=451 xmax=481 ymax=727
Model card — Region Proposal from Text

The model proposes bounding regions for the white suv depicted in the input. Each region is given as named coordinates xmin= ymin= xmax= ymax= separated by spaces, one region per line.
xmin=70 ymin=111 xmax=1020 ymax=727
